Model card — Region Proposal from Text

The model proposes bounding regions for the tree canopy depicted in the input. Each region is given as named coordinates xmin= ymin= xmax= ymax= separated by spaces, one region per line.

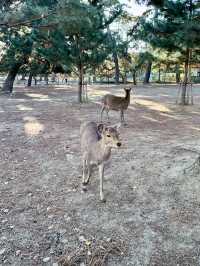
xmin=131 ymin=0 xmax=200 ymax=104
xmin=0 ymin=0 xmax=200 ymax=104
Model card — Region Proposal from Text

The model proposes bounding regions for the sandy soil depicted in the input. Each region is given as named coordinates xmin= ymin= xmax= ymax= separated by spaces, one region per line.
xmin=1 ymin=83 xmax=200 ymax=266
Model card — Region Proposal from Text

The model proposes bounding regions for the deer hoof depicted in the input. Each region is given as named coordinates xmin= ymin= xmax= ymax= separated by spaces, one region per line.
xmin=100 ymin=198 xmax=106 ymax=203
xmin=82 ymin=185 xmax=87 ymax=192
xmin=82 ymin=180 xmax=89 ymax=185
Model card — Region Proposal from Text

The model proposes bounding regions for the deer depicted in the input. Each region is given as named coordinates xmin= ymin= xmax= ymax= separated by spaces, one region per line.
xmin=80 ymin=121 xmax=121 ymax=202
xmin=100 ymin=88 xmax=132 ymax=124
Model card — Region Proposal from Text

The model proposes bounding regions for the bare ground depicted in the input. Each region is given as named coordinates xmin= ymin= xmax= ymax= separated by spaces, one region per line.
xmin=1 ymin=83 xmax=200 ymax=266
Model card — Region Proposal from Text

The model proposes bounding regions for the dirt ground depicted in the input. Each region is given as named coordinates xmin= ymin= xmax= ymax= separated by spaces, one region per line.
xmin=1 ymin=83 xmax=200 ymax=266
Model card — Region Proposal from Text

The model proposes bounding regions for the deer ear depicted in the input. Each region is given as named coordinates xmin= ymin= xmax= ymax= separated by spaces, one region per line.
xmin=113 ymin=123 xmax=121 ymax=131
xmin=97 ymin=123 xmax=104 ymax=133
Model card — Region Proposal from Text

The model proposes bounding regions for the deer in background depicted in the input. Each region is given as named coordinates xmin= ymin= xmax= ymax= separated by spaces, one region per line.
xmin=100 ymin=88 xmax=132 ymax=124
xmin=80 ymin=121 xmax=121 ymax=202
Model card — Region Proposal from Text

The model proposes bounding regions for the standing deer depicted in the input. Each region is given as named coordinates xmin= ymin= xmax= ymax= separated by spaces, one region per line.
xmin=100 ymin=88 xmax=132 ymax=124
xmin=80 ymin=121 xmax=121 ymax=202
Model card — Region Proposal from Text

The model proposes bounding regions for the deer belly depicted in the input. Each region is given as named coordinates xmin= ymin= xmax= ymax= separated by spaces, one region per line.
xmin=107 ymin=105 xmax=121 ymax=111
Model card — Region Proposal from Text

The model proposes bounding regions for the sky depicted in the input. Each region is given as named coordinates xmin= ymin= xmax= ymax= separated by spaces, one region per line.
xmin=121 ymin=0 xmax=147 ymax=16
xmin=110 ymin=0 xmax=147 ymax=36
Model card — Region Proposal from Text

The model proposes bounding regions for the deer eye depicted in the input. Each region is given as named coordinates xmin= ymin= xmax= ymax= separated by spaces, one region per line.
xmin=107 ymin=134 xmax=111 ymax=137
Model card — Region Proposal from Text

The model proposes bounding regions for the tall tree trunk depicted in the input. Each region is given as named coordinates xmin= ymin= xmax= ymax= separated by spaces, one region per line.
xmin=27 ymin=72 xmax=33 ymax=87
xmin=181 ymin=48 xmax=190 ymax=105
xmin=2 ymin=63 xmax=21 ymax=93
xmin=21 ymin=73 xmax=26 ymax=80
xmin=44 ymin=74 xmax=49 ymax=85
xmin=78 ymin=64 xmax=83 ymax=103
xmin=175 ymin=64 xmax=180 ymax=84
xmin=124 ymin=72 xmax=127 ymax=84
xmin=158 ymin=64 xmax=161 ymax=83
xmin=34 ymin=76 xmax=37 ymax=85
xmin=93 ymin=68 xmax=96 ymax=83
xmin=93 ymin=75 xmax=96 ymax=83
xmin=132 ymin=70 xmax=137 ymax=85
xmin=143 ymin=61 xmax=152 ymax=84
xmin=113 ymin=50 xmax=120 ymax=84
xmin=107 ymin=27 xmax=120 ymax=84
xmin=121 ymin=75 xmax=125 ymax=84
xmin=107 ymin=76 xmax=110 ymax=84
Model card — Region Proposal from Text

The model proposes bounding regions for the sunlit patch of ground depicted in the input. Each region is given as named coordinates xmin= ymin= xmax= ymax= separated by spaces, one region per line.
xmin=16 ymin=104 xmax=34 ymax=111
xmin=134 ymin=98 xmax=172 ymax=113
xmin=23 ymin=116 xmax=44 ymax=136
xmin=190 ymin=126 xmax=200 ymax=132
xmin=141 ymin=115 xmax=162 ymax=123
xmin=25 ymin=93 xmax=50 ymax=101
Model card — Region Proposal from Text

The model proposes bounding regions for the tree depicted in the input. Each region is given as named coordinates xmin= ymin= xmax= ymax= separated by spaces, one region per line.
xmin=0 ymin=0 xmax=57 ymax=93
xmin=140 ymin=52 xmax=154 ymax=84
xmin=0 ymin=28 xmax=33 ymax=93
xmin=0 ymin=0 xmax=123 ymax=101
xmin=132 ymin=0 xmax=200 ymax=104
xmin=52 ymin=0 xmax=123 ymax=102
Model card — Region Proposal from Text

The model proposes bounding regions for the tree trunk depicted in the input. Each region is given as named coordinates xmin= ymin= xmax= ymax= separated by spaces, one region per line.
xmin=93 ymin=75 xmax=96 ymax=83
xmin=34 ymin=77 xmax=37 ymax=85
xmin=93 ymin=68 xmax=97 ymax=83
xmin=132 ymin=70 xmax=137 ymax=85
xmin=181 ymin=48 xmax=190 ymax=105
xmin=27 ymin=72 xmax=33 ymax=87
xmin=175 ymin=64 xmax=180 ymax=83
xmin=21 ymin=73 xmax=26 ymax=80
xmin=2 ymin=63 xmax=21 ymax=93
xmin=44 ymin=74 xmax=49 ymax=85
xmin=158 ymin=64 xmax=161 ymax=83
xmin=143 ymin=61 xmax=152 ymax=84
xmin=124 ymin=72 xmax=127 ymax=84
xmin=113 ymin=50 xmax=120 ymax=84
xmin=107 ymin=27 xmax=119 ymax=84
xmin=78 ymin=64 xmax=83 ymax=103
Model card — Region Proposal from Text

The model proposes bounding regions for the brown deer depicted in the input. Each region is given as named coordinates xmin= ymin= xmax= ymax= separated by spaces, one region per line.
xmin=100 ymin=88 xmax=132 ymax=124
xmin=80 ymin=121 xmax=121 ymax=202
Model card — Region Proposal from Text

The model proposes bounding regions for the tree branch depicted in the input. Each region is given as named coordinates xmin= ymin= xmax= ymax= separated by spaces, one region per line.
xmin=0 ymin=10 xmax=56 ymax=28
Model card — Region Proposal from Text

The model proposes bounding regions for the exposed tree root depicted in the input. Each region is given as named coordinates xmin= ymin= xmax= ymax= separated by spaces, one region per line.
xmin=173 ymin=146 xmax=200 ymax=175
xmin=183 ymin=155 xmax=200 ymax=175
xmin=58 ymin=238 xmax=127 ymax=266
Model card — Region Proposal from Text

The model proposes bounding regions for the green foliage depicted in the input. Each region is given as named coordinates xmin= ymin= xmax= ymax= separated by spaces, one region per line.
xmin=133 ymin=0 xmax=200 ymax=56
xmin=0 ymin=27 xmax=33 ymax=71
xmin=0 ymin=0 xmax=123 ymax=74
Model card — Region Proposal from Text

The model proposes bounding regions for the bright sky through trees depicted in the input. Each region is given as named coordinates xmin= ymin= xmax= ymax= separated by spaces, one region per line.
xmin=121 ymin=0 xmax=147 ymax=16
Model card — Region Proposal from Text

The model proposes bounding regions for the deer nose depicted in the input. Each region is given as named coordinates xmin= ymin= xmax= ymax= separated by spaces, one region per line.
xmin=117 ymin=142 xmax=121 ymax=147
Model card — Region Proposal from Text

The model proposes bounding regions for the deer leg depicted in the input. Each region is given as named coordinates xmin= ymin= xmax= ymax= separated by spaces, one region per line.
xmin=99 ymin=163 xmax=106 ymax=202
xmin=120 ymin=110 xmax=123 ymax=123
xmin=121 ymin=110 xmax=126 ymax=125
xmin=122 ymin=111 xmax=125 ymax=122
xmin=84 ymin=163 xmax=91 ymax=184
xmin=82 ymin=159 xmax=86 ymax=184
xmin=82 ymin=158 xmax=87 ymax=185
xmin=106 ymin=109 xmax=110 ymax=122
xmin=100 ymin=106 xmax=105 ymax=122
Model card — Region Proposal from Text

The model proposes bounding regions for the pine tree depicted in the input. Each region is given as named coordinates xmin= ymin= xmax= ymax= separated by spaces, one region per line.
xmin=0 ymin=28 xmax=33 ymax=93
xmin=0 ymin=0 xmax=123 ymax=100
xmin=133 ymin=0 xmax=200 ymax=104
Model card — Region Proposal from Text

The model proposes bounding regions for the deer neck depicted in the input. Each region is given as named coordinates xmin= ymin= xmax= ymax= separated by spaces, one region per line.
xmin=98 ymin=139 xmax=112 ymax=160
xmin=125 ymin=91 xmax=130 ymax=102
